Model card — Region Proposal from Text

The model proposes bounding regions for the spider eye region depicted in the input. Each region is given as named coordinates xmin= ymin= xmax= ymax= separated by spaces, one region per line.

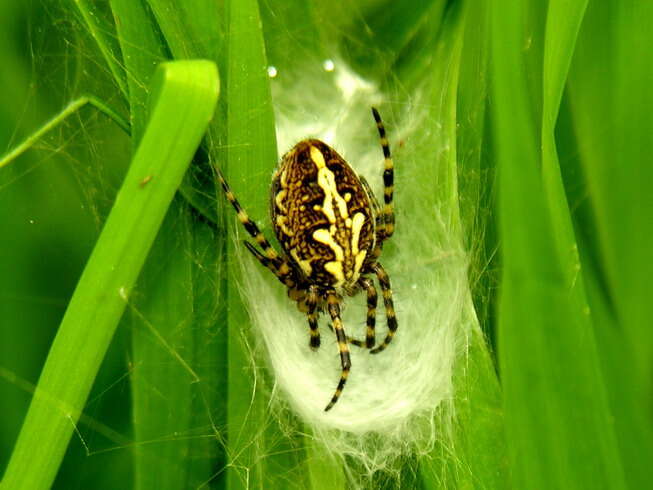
xmin=272 ymin=140 xmax=375 ymax=290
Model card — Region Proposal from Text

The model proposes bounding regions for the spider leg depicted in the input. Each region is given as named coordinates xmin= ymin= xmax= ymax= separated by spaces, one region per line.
xmin=369 ymin=262 xmax=397 ymax=354
xmin=306 ymin=285 xmax=320 ymax=350
xmin=371 ymin=107 xmax=395 ymax=241
xmin=348 ymin=277 xmax=378 ymax=349
xmin=216 ymin=166 xmax=287 ymax=268
xmin=359 ymin=176 xmax=386 ymax=263
xmin=324 ymin=294 xmax=351 ymax=411
xmin=360 ymin=176 xmax=382 ymax=227
xmin=242 ymin=241 xmax=296 ymax=288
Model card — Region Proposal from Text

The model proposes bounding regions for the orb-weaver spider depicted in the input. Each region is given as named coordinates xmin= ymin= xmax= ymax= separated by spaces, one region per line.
xmin=217 ymin=108 xmax=397 ymax=411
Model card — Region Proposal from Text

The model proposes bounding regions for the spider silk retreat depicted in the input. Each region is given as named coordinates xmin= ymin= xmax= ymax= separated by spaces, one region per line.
xmin=217 ymin=108 xmax=397 ymax=411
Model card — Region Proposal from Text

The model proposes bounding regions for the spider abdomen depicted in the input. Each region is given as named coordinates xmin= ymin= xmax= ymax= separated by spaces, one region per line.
xmin=271 ymin=139 xmax=375 ymax=290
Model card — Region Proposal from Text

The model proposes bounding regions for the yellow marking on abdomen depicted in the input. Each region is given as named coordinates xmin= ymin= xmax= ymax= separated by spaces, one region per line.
xmin=310 ymin=145 xmax=349 ymax=223
xmin=291 ymin=248 xmax=313 ymax=276
xmin=313 ymin=227 xmax=346 ymax=286
xmin=350 ymin=212 xmax=365 ymax=255
xmin=353 ymin=250 xmax=367 ymax=282
xmin=310 ymin=145 xmax=326 ymax=168
xmin=276 ymin=215 xmax=294 ymax=236
xmin=313 ymin=228 xmax=344 ymax=262
xmin=324 ymin=261 xmax=345 ymax=287
xmin=280 ymin=167 xmax=289 ymax=188
xmin=275 ymin=189 xmax=287 ymax=213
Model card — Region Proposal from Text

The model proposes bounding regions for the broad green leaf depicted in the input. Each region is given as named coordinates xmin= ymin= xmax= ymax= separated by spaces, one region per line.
xmin=491 ymin=1 xmax=626 ymax=488
xmin=566 ymin=1 xmax=653 ymax=487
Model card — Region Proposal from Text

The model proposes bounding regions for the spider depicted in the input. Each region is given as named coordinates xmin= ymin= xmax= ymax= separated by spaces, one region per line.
xmin=216 ymin=108 xmax=397 ymax=411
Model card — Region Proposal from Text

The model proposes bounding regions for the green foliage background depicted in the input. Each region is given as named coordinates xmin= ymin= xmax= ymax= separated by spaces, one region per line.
xmin=1 ymin=0 xmax=652 ymax=489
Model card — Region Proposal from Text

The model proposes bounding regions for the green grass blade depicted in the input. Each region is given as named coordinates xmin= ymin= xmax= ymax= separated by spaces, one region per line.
xmin=224 ymin=0 xmax=275 ymax=486
xmin=71 ymin=0 xmax=128 ymax=98
xmin=608 ymin=5 xmax=653 ymax=371
xmin=0 ymin=60 xmax=218 ymax=490
xmin=451 ymin=3 xmax=509 ymax=488
xmin=147 ymin=0 xmax=222 ymax=60
xmin=566 ymin=2 xmax=653 ymax=486
xmin=541 ymin=0 xmax=588 ymax=259
xmin=129 ymin=203 xmax=224 ymax=490
xmin=0 ymin=95 xmax=128 ymax=169
xmin=109 ymin=3 xmax=226 ymax=488
xmin=110 ymin=0 xmax=169 ymax=145
xmin=417 ymin=4 xmax=507 ymax=489
xmin=490 ymin=1 xmax=626 ymax=489
xmin=145 ymin=0 xmax=224 ymax=224
xmin=339 ymin=0 xmax=445 ymax=79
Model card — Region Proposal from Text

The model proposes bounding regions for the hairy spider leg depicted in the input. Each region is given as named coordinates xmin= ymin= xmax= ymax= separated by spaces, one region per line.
xmin=348 ymin=277 xmax=378 ymax=349
xmin=306 ymin=285 xmax=320 ymax=349
xmin=324 ymin=294 xmax=352 ymax=411
xmin=243 ymin=242 xmax=296 ymax=288
xmin=360 ymin=176 xmax=382 ymax=228
xmin=359 ymin=175 xmax=386 ymax=263
xmin=215 ymin=166 xmax=293 ymax=282
xmin=372 ymin=107 xmax=395 ymax=240
xmin=369 ymin=263 xmax=398 ymax=354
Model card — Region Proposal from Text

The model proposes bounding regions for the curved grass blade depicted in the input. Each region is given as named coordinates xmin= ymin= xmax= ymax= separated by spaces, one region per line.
xmin=110 ymin=0 xmax=169 ymax=145
xmin=109 ymin=3 xmax=227 ymax=488
xmin=0 ymin=95 xmax=128 ymax=169
xmin=144 ymin=0 xmax=225 ymax=225
xmin=0 ymin=60 xmax=218 ymax=490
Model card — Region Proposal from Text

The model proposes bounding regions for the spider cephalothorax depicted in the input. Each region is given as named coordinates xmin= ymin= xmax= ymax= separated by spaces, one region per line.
xmin=217 ymin=108 xmax=397 ymax=411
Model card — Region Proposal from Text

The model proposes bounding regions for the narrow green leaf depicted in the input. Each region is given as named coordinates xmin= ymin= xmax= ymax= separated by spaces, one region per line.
xmin=224 ymin=0 xmax=278 ymax=488
xmin=145 ymin=0 xmax=224 ymax=224
xmin=71 ymin=0 xmax=128 ymax=97
xmin=147 ymin=0 xmax=222 ymax=60
xmin=111 ymin=0 xmax=169 ymax=145
xmin=130 ymin=203 xmax=224 ymax=490
xmin=0 ymin=96 xmax=128 ymax=169
xmin=0 ymin=60 xmax=218 ymax=490
xmin=338 ymin=0 xmax=446 ymax=79
xmin=541 ymin=0 xmax=589 ymax=260
xmin=109 ymin=3 xmax=225 ymax=488
xmin=419 ymin=4 xmax=507 ymax=489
